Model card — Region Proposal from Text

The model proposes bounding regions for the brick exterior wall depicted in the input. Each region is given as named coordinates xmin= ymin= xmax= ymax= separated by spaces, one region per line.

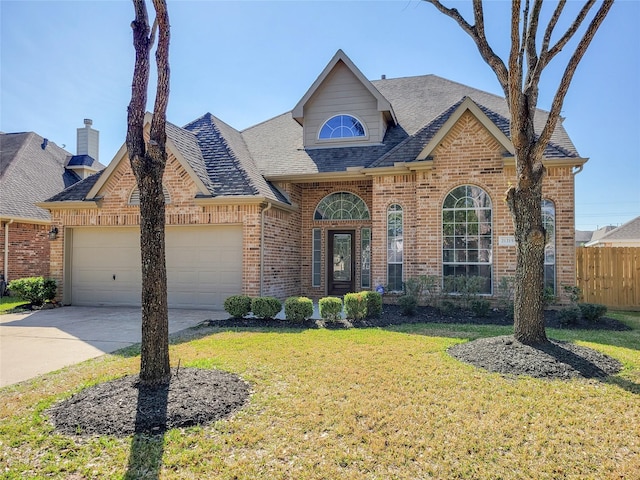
xmin=0 ymin=222 xmax=51 ymax=282
xmin=46 ymin=111 xmax=576 ymax=305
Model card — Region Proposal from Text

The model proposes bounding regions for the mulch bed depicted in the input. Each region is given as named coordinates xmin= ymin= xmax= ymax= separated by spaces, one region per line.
xmin=46 ymin=305 xmax=627 ymax=437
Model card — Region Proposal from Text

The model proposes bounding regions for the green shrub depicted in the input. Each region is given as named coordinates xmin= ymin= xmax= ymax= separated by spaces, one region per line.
xmin=397 ymin=294 xmax=418 ymax=316
xmin=439 ymin=299 xmax=458 ymax=315
xmin=344 ymin=293 xmax=367 ymax=320
xmin=578 ymin=303 xmax=607 ymax=323
xmin=543 ymin=287 xmax=558 ymax=308
xmin=470 ymin=299 xmax=491 ymax=317
xmin=223 ymin=295 xmax=252 ymax=318
xmin=562 ymin=285 xmax=582 ymax=304
xmin=319 ymin=297 xmax=343 ymax=323
xmin=363 ymin=291 xmax=382 ymax=318
xmin=7 ymin=277 xmax=56 ymax=306
xmin=404 ymin=275 xmax=438 ymax=306
xmin=557 ymin=305 xmax=581 ymax=326
xmin=251 ymin=296 xmax=282 ymax=319
xmin=284 ymin=296 xmax=314 ymax=322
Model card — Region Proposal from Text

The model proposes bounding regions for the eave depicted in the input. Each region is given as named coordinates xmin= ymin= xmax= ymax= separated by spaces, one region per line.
xmin=194 ymin=195 xmax=298 ymax=213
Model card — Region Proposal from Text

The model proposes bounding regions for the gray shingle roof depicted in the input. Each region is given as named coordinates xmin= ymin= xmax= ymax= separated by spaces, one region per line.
xmin=594 ymin=216 xmax=640 ymax=242
xmin=0 ymin=132 xmax=84 ymax=220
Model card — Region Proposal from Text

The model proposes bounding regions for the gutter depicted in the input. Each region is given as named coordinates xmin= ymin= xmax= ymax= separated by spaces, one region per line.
xmin=3 ymin=219 xmax=14 ymax=283
xmin=260 ymin=202 xmax=273 ymax=297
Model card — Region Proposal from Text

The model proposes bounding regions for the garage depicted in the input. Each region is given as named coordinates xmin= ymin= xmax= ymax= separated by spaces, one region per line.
xmin=68 ymin=226 xmax=243 ymax=309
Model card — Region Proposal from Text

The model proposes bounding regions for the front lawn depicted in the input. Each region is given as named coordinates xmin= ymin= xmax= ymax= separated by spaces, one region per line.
xmin=1 ymin=313 xmax=638 ymax=479
xmin=0 ymin=296 xmax=28 ymax=313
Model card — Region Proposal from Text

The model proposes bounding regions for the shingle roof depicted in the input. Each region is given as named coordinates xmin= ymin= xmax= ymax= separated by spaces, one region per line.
xmin=0 ymin=132 xmax=84 ymax=220
xmin=594 ymin=216 xmax=640 ymax=242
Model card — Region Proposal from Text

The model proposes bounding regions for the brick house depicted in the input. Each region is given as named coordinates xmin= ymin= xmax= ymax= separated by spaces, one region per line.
xmin=40 ymin=50 xmax=585 ymax=309
xmin=0 ymin=121 xmax=103 ymax=286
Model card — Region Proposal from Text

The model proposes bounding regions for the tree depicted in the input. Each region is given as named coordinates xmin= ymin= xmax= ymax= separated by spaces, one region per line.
xmin=424 ymin=0 xmax=613 ymax=344
xmin=126 ymin=0 xmax=171 ymax=384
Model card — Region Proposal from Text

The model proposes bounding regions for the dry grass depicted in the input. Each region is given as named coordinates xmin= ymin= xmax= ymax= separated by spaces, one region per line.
xmin=1 ymin=314 xmax=639 ymax=479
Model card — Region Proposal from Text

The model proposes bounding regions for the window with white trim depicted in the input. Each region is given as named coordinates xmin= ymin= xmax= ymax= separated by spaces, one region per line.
xmin=442 ymin=185 xmax=492 ymax=294
xmin=387 ymin=204 xmax=403 ymax=292
xmin=542 ymin=199 xmax=556 ymax=293
xmin=319 ymin=114 xmax=366 ymax=140
xmin=314 ymin=192 xmax=370 ymax=220
xmin=361 ymin=228 xmax=371 ymax=289
xmin=312 ymin=229 xmax=322 ymax=287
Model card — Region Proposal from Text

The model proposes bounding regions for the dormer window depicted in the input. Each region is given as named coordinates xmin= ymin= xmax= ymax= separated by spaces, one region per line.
xmin=319 ymin=115 xmax=366 ymax=140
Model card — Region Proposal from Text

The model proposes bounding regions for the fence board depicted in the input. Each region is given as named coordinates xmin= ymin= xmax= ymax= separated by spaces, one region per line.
xmin=576 ymin=247 xmax=640 ymax=310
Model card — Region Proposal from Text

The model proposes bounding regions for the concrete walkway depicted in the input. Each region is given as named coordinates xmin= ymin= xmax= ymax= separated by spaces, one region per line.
xmin=0 ymin=306 xmax=227 ymax=388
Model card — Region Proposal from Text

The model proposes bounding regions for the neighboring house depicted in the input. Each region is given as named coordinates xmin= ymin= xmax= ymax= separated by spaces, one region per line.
xmin=39 ymin=50 xmax=586 ymax=309
xmin=0 ymin=120 xmax=104 ymax=283
xmin=575 ymin=225 xmax=616 ymax=247
xmin=584 ymin=216 xmax=640 ymax=247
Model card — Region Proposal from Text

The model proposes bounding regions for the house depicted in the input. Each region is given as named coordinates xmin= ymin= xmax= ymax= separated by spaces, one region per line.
xmin=39 ymin=50 xmax=585 ymax=309
xmin=0 ymin=120 xmax=104 ymax=285
xmin=584 ymin=216 xmax=640 ymax=247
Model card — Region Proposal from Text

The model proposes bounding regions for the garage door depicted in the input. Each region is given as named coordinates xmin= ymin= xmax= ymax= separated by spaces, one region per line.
xmin=70 ymin=226 xmax=242 ymax=309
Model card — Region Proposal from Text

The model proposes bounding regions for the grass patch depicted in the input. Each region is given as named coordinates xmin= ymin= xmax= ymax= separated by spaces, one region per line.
xmin=1 ymin=316 xmax=639 ymax=478
xmin=0 ymin=296 xmax=29 ymax=313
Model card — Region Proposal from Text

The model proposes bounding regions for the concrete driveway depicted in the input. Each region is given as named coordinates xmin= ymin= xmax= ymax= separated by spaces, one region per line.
xmin=0 ymin=306 xmax=227 ymax=388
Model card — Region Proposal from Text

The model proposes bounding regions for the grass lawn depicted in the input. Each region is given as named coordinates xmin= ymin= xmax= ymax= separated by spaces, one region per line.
xmin=1 ymin=312 xmax=638 ymax=479
xmin=0 ymin=296 xmax=28 ymax=313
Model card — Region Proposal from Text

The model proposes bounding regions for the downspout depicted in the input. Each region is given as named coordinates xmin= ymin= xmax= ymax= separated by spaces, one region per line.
xmin=260 ymin=202 xmax=273 ymax=297
xmin=4 ymin=219 xmax=14 ymax=283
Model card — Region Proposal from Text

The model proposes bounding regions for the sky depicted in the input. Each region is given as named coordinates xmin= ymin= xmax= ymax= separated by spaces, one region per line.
xmin=1 ymin=0 xmax=638 ymax=231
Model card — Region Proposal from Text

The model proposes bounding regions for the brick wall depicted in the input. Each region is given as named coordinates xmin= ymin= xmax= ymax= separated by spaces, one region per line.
xmin=0 ymin=222 xmax=51 ymax=282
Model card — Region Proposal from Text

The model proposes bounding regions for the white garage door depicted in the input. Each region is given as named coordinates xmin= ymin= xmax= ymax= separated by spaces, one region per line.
xmin=70 ymin=226 xmax=242 ymax=309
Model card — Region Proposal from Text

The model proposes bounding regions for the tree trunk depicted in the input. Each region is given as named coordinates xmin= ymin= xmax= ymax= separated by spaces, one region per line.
xmin=127 ymin=0 xmax=171 ymax=385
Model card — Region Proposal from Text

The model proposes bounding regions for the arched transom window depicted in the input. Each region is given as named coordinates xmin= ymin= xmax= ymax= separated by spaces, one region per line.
xmin=314 ymin=192 xmax=370 ymax=220
xmin=319 ymin=115 xmax=366 ymax=139
xmin=442 ymin=185 xmax=492 ymax=294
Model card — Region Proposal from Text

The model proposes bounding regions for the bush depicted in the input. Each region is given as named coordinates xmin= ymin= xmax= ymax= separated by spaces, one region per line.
xmin=557 ymin=305 xmax=581 ymax=326
xmin=7 ymin=277 xmax=56 ymax=306
xmin=543 ymin=287 xmax=558 ymax=308
xmin=397 ymin=294 xmax=418 ymax=316
xmin=562 ymin=285 xmax=581 ymax=304
xmin=344 ymin=293 xmax=367 ymax=320
xmin=439 ymin=299 xmax=458 ymax=315
xmin=470 ymin=299 xmax=491 ymax=318
xmin=578 ymin=303 xmax=607 ymax=323
xmin=404 ymin=275 xmax=438 ymax=306
xmin=363 ymin=291 xmax=382 ymax=318
xmin=223 ymin=295 xmax=252 ymax=318
xmin=319 ymin=297 xmax=343 ymax=323
xmin=284 ymin=296 xmax=313 ymax=322
xmin=251 ymin=296 xmax=282 ymax=319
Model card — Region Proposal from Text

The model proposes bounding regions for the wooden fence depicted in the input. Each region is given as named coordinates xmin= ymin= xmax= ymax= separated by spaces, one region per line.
xmin=576 ymin=247 xmax=640 ymax=311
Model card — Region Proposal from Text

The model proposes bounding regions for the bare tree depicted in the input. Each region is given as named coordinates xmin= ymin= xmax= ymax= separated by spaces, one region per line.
xmin=126 ymin=0 xmax=171 ymax=384
xmin=424 ymin=0 xmax=613 ymax=344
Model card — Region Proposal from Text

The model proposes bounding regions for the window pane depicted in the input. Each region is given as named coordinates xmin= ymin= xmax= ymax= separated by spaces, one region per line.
xmin=312 ymin=229 xmax=321 ymax=287
xmin=315 ymin=192 xmax=370 ymax=220
xmin=387 ymin=204 xmax=403 ymax=291
xmin=361 ymin=228 xmax=371 ymax=289
xmin=319 ymin=115 xmax=366 ymax=139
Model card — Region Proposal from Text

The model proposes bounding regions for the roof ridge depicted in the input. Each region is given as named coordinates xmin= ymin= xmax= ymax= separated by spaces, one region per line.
xmin=240 ymin=111 xmax=291 ymax=133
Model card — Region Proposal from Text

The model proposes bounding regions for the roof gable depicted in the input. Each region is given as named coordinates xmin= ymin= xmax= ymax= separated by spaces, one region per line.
xmin=292 ymin=49 xmax=396 ymax=126
xmin=586 ymin=216 xmax=640 ymax=245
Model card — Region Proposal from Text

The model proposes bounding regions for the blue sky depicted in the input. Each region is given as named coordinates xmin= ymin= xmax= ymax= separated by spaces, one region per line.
xmin=1 ymin=0 xmax=638 ymax=231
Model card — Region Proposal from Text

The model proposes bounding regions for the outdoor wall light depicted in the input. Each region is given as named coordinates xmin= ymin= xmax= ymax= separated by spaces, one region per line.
xmin=48 ymin=226 xmax=59 ymax=240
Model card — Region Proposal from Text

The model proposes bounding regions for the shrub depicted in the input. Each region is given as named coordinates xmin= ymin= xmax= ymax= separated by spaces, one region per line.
xmin=7 ymin=277 xmax=56 ymax=306
xmin=562 ymin=285 xmax=582 ymax=304
xmin=578 ymin=303 xmax=607 ymax=323
xmin=223 ymin=295 xmax=252 ymax=318
xmin=251 ymin=296 xmax=282 ymax=319
xmin=557 ymin=305 xmax=581 ymax=326
xmin=404 ymin=275 xmax=438 ymax=306
xmin=363 ymin=291 xmax=382 ymax=318
xmin=397 ymin=294 xmax=418 ymax=316
xmin=344 ymin=293 xmax=367 ymax=320
xmin=439 ymin=299 xmax=458 ymax=316
xmin=284 ymin=296 xmax=313 ymax=322
xmin=319 ymin=297 xmax=343 ymax=323
xmin=543 ymin=287 xmax=558 ymax=308
xmin=470 ymin=299 xmax=491 ymax=318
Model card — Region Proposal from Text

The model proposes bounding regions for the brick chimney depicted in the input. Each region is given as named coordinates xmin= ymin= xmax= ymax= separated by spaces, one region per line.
xmin=76 ymin=118 xmax=99 ymax=163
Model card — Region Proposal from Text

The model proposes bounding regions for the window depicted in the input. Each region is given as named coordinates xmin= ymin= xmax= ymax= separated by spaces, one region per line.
xmin=312 ymin=229 xmax=322 ymax=287
xmin=128 ymin=185 xmax=171 ymax=205
xmin=387 ymin=204 xmax=403 ymax=292
xmin=361 ymin=228 xmax=371 ymax=289
xmin=319 ymin=115 xmax=366 ymax=140
xmin=442 ymin=185 xmax=492 ymax=294
xmin=314 ymin=192 xmax=370 ymax=220
xmin=542 ymin=199 xmax=556 ymax=293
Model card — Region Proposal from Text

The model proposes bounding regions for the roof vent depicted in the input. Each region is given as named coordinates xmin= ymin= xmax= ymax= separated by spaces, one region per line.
xmin=381 ymin=74 xmax=386 ymax=80
xmin=41 ymin=138 xmax=48 ymax=150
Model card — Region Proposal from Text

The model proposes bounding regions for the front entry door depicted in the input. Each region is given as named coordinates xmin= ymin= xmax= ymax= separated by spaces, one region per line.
xmin=328 ymin=230 xmax=355 ymax=296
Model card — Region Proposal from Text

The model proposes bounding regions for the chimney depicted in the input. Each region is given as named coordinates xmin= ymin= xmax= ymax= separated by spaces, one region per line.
xmin=76 ymin=118 xmax=99 ymax=163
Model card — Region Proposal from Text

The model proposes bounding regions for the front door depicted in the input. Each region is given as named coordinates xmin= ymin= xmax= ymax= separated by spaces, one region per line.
xmin=328 ymin=230 xmax=355 ymax=296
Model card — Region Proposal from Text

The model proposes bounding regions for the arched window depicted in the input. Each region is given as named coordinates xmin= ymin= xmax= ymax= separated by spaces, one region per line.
xmin=442 ymin=185 xmax=492 ymax=294
xmin=128 ymin=185 xmax=171 ymax=205
xmin=387 ymin=204 xmax=403 ymax=292
xmin=319 ymin=115 xmax=366 ymax=140
xmin=314 ymin=192 xmax=370 ymax=220
xmin=542 ymin=199 xmax=556 ymax=293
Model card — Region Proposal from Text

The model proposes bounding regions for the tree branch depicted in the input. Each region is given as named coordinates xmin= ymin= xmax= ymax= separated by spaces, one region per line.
xmin=149 ymin=0 xmax=170 ymax=153
xmin=534 ymin=0 xmax=614 ymax=159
